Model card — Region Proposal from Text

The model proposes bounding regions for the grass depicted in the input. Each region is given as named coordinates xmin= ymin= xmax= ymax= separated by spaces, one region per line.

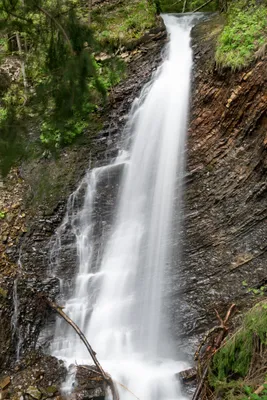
xmin=215 ymin=0 xmax=267 ymax=70
xmin=208 ymin=301 xmax=267 ymax=399
xmin=91 ymin=0 xmax=157 ymax=50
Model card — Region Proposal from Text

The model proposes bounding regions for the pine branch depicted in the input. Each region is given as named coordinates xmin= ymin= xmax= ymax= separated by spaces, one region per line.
xmin=35 ymin=5 xmax=75 ymax=55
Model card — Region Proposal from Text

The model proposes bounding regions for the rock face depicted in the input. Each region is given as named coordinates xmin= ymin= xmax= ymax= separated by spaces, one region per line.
xmin=171 ymin=16 xmax=267 ymax=344
xmin=0 ymin=352 xmax=67 ymax=400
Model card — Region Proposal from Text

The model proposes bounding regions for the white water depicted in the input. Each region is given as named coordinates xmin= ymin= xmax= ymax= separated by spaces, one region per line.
xmin=50 ymin=15 xmax=193 ymax=400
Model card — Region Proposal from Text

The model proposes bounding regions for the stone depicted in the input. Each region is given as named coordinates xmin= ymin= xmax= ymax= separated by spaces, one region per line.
xmin=0 ymin=377 xmax=10 ymax=390
xmin=177 ymin=367 xmax=197 ymax=383
xmin=0 ymin=390 xmax=9 ymax=400
xmin=40 ymin=386 xmax=58 ymax=398
xmin=25 ymin=386 xmax=42 ymax=400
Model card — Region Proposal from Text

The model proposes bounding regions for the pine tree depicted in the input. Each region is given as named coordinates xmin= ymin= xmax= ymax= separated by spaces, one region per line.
xmin=0 ymin=0 xmax=106 ymax=175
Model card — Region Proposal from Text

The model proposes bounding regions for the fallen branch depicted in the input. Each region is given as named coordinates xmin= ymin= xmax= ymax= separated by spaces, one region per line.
xmin=42 ymin=296 xmax=119 ymax=400
xmin=192 ymin=364 xmax=209 ymax=400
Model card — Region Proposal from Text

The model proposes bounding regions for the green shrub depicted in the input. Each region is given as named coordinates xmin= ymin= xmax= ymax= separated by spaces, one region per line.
xmin=216 ymin=1 xmax=267 ymax=69
xmin=209 ymin=301 xmax=267 ymax=399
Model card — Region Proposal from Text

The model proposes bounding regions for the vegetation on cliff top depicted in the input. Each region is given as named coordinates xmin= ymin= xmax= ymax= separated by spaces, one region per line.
xmin=216 ymin=0 xmax=267 ymax=70
xmin=92 ymin=0 xmax=156 ymax=49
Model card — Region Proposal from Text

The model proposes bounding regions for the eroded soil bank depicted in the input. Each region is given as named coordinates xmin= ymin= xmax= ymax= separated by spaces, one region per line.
xmin=0 ymin=12 xmax=266 ymax=400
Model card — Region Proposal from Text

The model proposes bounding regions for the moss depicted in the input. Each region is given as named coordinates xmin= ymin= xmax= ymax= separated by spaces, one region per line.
xmin=208 ymin=301 xmax=267 ymax=399
xmin=215 ymin=0 xmax=267 ymax=70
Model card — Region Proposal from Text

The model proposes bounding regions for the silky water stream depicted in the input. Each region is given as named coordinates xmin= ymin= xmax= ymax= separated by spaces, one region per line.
xmin=50 ymin=14 xmax=194 ymax=400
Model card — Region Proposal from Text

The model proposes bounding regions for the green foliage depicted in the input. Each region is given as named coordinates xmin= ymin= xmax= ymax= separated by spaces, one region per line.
xmin=241 ymin=384 xmax=267 ymax=399
xmin=216 ymin=0 xmax=267 ymax=69
xmin=242 ymin=280 xmax=267 ymax=297
xmin=0 ymin=210 xmax=6 ymax=218
xmin=0 ymin=0 xmax=129 ymax=175
xmin=209 ymin=301 xmax=267 ymax=399
xmin=92 ymin=0 xmax=156 ymax=49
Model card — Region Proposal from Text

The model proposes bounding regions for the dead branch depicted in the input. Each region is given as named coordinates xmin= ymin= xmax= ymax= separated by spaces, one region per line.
xmin=194 ymin=326 xmax=224 ymax=361
xmin=192 ymin=364 xmax=209 ymax=400
xmin=254 ymin=382 xmax=267 ymax=395
xmin=195 ymin=304 xmax=236 ymax=362
xmin=42 ymin=296 xmax=119 ymax=400
xmin=192 ymin=0 xmax=214 ymax=13
xmin=36 ymin=6 xmax=75 ymax=55
xmin=223 ymin=304 xmax=236 ymax=324
xmin=115 ymin=381 xmax=140 ymax=400
xmin=192 ymin=304 xmax=236 ymax=400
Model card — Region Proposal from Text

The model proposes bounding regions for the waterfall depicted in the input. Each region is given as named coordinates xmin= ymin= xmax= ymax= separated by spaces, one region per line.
xmin=50 ymin=14 xmax=193 ymax=400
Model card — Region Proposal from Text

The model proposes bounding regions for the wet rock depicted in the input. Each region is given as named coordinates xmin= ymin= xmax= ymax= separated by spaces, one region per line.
xmin=0 ymin=377 xmax=11 ymax=390
xmin=0 ymin=390 xmax=9 ymax=400
xmin=71 ymin=388 xmax=104 ymax=400
xmin=177 ymin=367 xmax=197 ymax=383
xmin=72 ymin=366 xmax=106 ymax=400
xmin=25 ymin=386 xmax=42 ymax=400
xmin=170 ymin=14 xmax=267 ymax=349
xmin=3 ymin=353 xmax=67 ymax=400
xmin=40 ymin=386 xmax=58 ymax=397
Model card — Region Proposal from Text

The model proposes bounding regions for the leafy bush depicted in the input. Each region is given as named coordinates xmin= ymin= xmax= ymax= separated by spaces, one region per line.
xmin=216 ymin=0 xmax=267 ymax=69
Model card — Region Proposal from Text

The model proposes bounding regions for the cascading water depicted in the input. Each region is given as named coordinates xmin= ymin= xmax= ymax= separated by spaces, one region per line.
xmin=50 ymin=14 xmax=193 ymax=400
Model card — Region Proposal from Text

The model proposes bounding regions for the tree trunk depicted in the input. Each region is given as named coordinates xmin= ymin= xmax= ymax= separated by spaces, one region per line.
xmin=88 ymin=0 xmax=92 ymax=25
xmin=15 ymin=32 xmax=28 ymax=98
xmin=182 ymin=0 xmax=187 ymax=12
